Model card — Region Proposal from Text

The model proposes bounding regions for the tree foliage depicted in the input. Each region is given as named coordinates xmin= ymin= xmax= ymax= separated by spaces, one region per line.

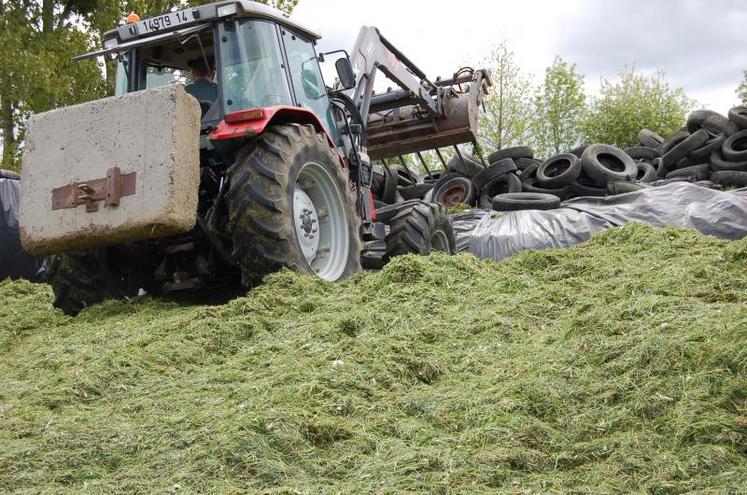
xmin=530 ymin=56 xmax=586 ymax=158
xmin=477 ymin=41 xmax=533 ymax=152
xmin=0 ymin=0 xmax=296 ymax=171
xmin=582 ymin=68 xmax=694 ymax=149
xmin=0 ymin=0 xmax=107 ymax=169
xmin=737 ymin=69 xmax=747 ymax=106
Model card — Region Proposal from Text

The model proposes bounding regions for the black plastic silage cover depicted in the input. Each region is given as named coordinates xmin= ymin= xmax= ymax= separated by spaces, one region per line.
xmin=453 ymin=182 xmax=747 ymax=262
xmin=0 ymin=177 xmax=44 ymax=281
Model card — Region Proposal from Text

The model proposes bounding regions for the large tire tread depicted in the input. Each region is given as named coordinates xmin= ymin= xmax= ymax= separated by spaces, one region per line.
xmin=226 ymin=124 xmax=361 ymax=285
xmin=385 ymin=201 xmax=456 ymax=258
xmin=46 ymin=250 xmax=120 ymax=316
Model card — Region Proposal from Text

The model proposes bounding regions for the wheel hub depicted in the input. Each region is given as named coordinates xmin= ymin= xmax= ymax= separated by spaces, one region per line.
xmin=294 ymin=186 xmax=320 ymax=261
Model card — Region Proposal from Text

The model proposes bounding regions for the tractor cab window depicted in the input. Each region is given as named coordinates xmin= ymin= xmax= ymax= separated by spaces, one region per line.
xmin=146 ymin=66 xmax=187 ymax=88
xmin=113 ymin=28 xmax=218 ymax=120
xmin=115 ymin=59 xmax=128 ymax=95
xmin=281 ymin=30 xmax=337 ymax=140
xmin=115 ymin=60 xmax=191 ymax=94
xmin=219 ymin=19 xmax=293 ymax=111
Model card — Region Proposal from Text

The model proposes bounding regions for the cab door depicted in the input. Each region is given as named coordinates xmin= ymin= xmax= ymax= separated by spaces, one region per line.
xmin=217 ymin=19 xmax=294 ymax=113
xmin=279 ymin=28 xmax=339 ymax=143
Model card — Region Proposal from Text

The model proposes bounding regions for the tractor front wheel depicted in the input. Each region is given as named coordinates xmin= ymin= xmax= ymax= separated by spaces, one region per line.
xmin=45 ymin=249 xmax=124 ymax=316
xmin=226 ymin=124 xmax=362 ymax=285
xmin=381 ymin=200 xmax=457 ymax=259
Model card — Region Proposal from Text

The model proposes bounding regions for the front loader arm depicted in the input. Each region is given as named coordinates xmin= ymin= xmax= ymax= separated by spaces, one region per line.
xmin=344 ymin=26 xmax=491 ymax=161
xmin=349 ymin=26 xmax=438 ymax=122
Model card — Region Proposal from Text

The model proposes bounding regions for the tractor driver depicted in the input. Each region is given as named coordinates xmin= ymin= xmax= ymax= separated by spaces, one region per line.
xmin=185 ymin=56 xmax=217 ymax=104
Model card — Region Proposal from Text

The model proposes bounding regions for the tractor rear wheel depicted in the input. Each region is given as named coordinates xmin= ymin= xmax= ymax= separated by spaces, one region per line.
xmin=45 ymin=249 xmax=123 ymax=316
xmin=226 ymin=124 xmax=362 ymax=285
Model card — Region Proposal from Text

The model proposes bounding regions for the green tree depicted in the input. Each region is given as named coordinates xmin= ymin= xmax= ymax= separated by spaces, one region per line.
xmin=0 ymin=0 xmax=111 ymax=170
xmin=478 ymin=41 xmax=533 ymax=153
xmin=530 ymin=56 xmax=586 ymax=157
xmin=737 ymin=69 xmax=747 ymax=106
xmin=582 ymin=68 xmax=694 ymax=149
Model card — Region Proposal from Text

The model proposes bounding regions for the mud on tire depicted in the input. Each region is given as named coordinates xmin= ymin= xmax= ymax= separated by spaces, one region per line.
xmin=226 ymin=124 xmax=362 ymax=286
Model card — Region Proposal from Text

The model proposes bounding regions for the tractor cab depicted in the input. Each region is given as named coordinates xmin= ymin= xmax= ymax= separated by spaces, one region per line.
xmin=78 ymin=1 xmax=343 ymax=145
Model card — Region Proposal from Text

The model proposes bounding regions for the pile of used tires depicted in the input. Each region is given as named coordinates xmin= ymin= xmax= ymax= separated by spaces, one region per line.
xmin=369 ymin=106 xmax=747 ymax=212
xmin=652 ymin=107 xmax=747 ymax=188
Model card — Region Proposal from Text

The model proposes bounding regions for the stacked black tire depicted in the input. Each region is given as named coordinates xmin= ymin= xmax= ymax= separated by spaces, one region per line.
xmin=370 ymin=146 xmax=637 ymax=213
xmin=506 ymin=144 xmax=642 ymax=208
xmin=614 ymin=108 xmax=747 ymax=188
xmin=674 ymin=108 xmax=747 ymax=187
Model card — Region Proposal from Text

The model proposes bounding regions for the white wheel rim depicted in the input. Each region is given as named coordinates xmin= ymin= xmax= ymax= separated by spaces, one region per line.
xmin=431 ymin=230 xmax=450 ymax=252
xmin=293 ymin=162 xmax=350 ymax=281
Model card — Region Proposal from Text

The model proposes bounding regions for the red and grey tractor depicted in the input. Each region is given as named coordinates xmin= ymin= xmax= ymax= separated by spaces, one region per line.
xmin=19 ymin=0 xmax=489 ymax=315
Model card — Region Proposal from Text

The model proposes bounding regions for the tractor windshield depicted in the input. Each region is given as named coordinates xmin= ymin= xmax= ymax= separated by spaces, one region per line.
xmin=218 ymin=19 xmax=292 ymax=110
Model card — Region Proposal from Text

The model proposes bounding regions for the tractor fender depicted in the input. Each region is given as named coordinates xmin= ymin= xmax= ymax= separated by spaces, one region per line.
xmin=209 ymin=105 xmax=337 ymax=150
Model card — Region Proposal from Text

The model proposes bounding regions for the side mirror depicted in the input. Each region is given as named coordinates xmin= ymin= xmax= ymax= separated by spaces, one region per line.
xmin=335 ymin=57 xmax=356 ymax=90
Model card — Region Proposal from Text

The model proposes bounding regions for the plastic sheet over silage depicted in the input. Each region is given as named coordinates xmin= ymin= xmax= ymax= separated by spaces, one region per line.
xmin=453 ymin=182 xmax=747 ymax=262
xmin=1 ymin=177 xmax=44 ymax=281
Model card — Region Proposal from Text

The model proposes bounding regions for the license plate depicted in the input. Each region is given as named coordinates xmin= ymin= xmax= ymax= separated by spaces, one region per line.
xmin=136 ymin=10 xmax=194 ymax=34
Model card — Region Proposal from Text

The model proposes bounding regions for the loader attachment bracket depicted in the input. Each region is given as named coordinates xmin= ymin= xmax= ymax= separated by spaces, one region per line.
xmin=346 ymin=27 xmax=490 ymax=161
xmin=51 ymin=167 xmax=137 ymax=212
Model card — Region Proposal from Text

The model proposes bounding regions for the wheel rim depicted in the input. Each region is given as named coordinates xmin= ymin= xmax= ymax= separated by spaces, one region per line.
xmin=439 ymin=184 xmax=467 ymax=206
xmin=431 ymin=230 xmax=450 ymax=253
xmin=293 ymin=162 xmax=350 ymax=281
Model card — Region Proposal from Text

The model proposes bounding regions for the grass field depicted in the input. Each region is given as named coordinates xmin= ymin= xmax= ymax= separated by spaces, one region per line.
xmin=0 ymin=223 xmax=745 ymax=493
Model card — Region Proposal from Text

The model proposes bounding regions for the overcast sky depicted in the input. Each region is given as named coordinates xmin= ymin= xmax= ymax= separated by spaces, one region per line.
xmin=292 ymin=0 xmax=746 ymax=114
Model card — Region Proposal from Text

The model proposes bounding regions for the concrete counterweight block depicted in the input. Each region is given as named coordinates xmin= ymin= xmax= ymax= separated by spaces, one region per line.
xmin=20 ymin=85 xmax=201 ymax=255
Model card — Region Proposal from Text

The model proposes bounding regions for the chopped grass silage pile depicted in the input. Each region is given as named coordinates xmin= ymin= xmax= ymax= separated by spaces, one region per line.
xmin=1 ymin=223 xmax=746 ymax=493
